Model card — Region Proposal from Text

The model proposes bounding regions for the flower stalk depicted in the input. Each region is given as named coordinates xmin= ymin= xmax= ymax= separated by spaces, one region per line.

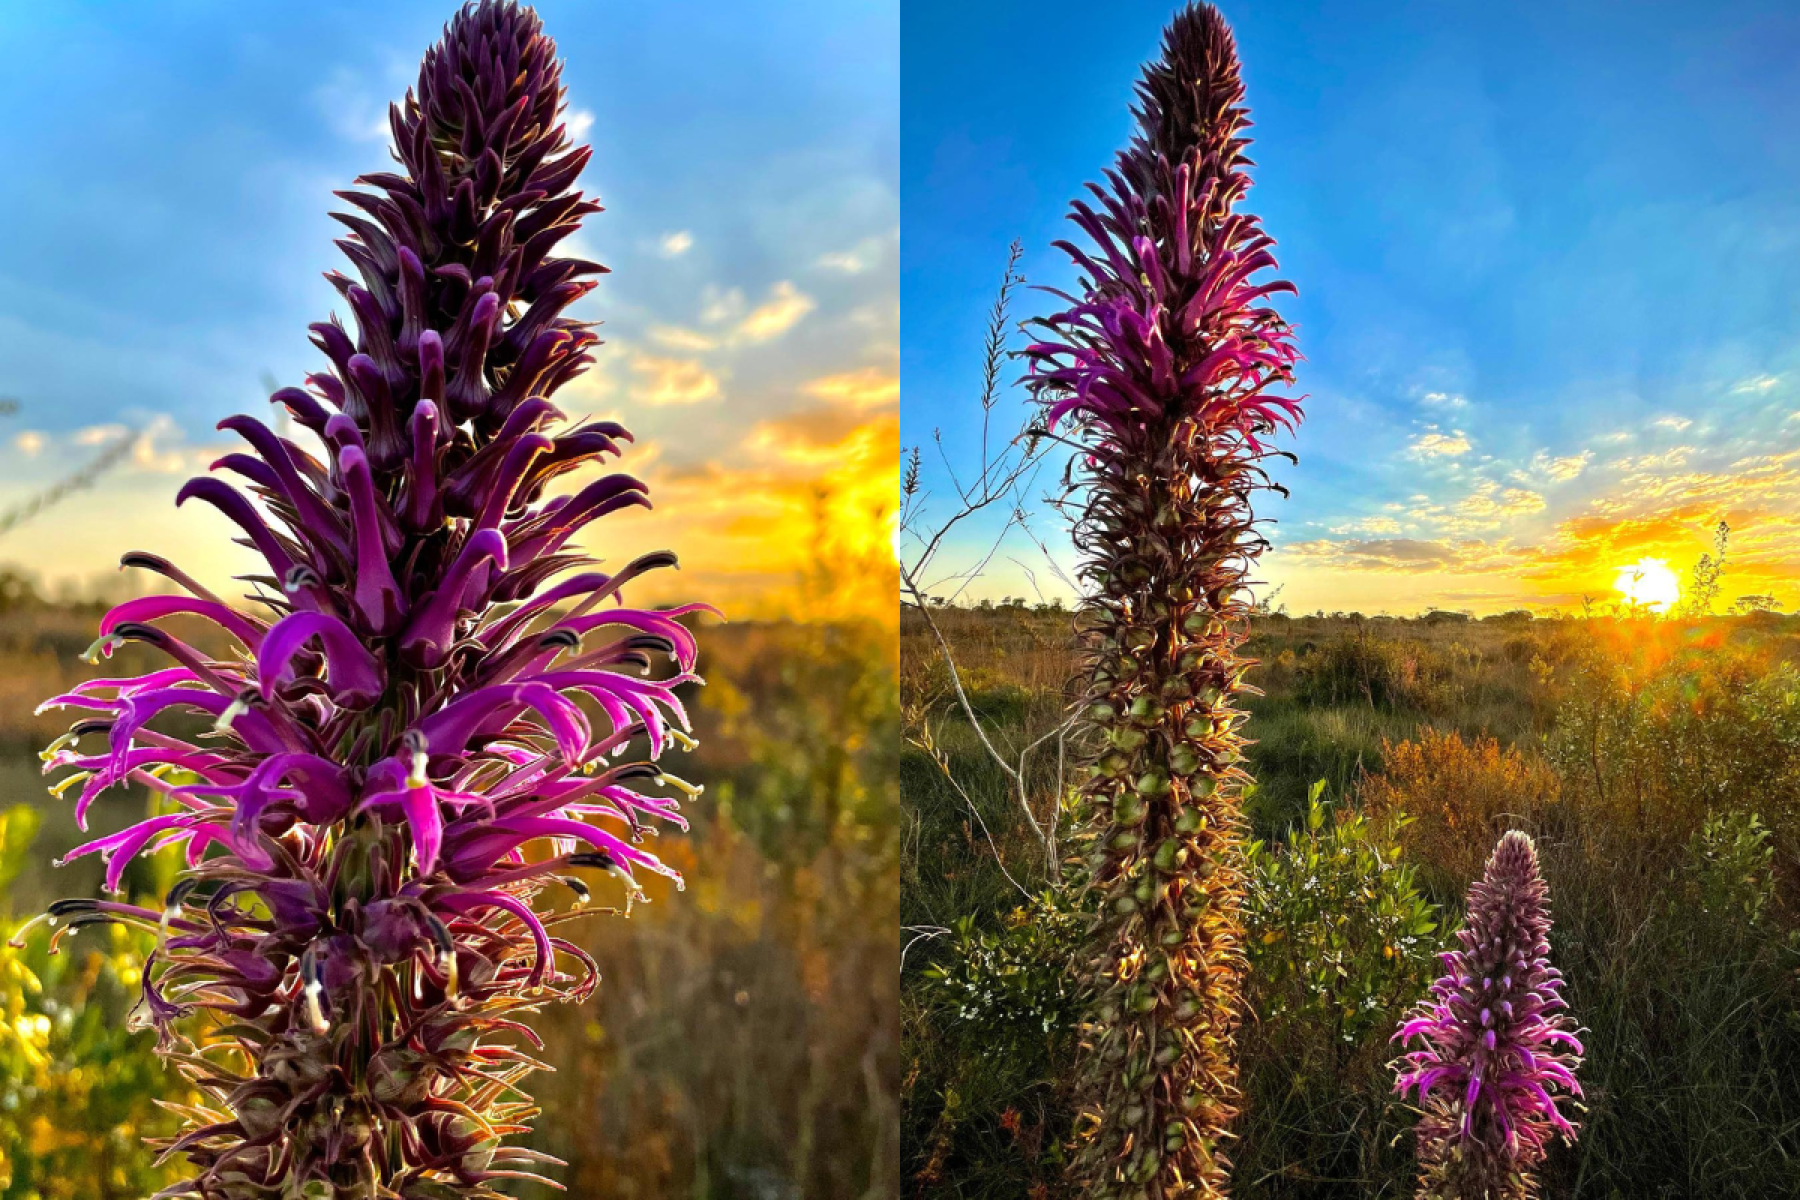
xmin=1025 ymin=4 xmax=1301 ymax=1196
xmin=1393 ymin=831 xmax=1583 ymax=1200
xmin=25 ymin=4 xmax=709 ymax=1196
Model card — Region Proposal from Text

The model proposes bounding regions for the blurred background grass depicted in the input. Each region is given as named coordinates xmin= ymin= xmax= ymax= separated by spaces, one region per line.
xmin=0 ymin=500 xmax=899 ymax=1200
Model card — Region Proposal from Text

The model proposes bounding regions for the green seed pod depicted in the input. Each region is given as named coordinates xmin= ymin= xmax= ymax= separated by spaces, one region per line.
xmin=1127 ymin=695 xmax=1164 ymax=725
xmin=1153 ymin=838 xmax=1186 ymax=872
xmin=1109 ymin=726 xmax=1148 ymax=751
xmin=1174 ymin=806 xmax=1203 ymax=834
xmin=1134 ymin=771 xmax=1171 ymax=798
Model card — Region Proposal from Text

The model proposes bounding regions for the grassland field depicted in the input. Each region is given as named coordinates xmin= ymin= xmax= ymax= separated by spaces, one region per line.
xmin=903 ymin=604 xmax=1800 ymax=1199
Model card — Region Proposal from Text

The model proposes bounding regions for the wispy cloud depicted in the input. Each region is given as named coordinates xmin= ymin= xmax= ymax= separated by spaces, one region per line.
xmin=804 ymin=367 xmax=898 ymax=411
xmin=1530 ymin=450 xmax=1592 ymax=482
xmin=1730 ymin=373 xmax=1781 ymax=395
xmin=1408 ymin=429 xmax=1472 ymax=458
xmin=736 ymin=281 xmax=816 ymax=342
xmin=647 ymin=325 xmax=717 ymax=352
xmin=816 ymin=231 xmax=896 ymax=275
xmin=627 ymin=352 xmax=721 ymax=407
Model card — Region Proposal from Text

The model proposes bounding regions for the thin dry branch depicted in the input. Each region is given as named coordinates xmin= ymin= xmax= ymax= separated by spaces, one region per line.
xmin=900 ymin=242 xmax=1080 ymax=881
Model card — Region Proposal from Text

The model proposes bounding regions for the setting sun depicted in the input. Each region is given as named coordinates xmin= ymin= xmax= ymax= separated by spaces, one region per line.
xmin=1614 ymin=556 xmax=1682 ymax=613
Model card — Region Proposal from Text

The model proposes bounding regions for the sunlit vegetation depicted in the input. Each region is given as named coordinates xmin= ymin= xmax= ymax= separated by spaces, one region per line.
xmin=902 ymin=603 xmax=1800 ymax=1197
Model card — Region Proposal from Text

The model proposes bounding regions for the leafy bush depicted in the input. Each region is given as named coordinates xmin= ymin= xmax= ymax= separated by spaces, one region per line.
xmin=1234 ymin=785 xmax=1446 ymax=1192
xmin=1685 ymin=810 xmax=1779 ymax=926
xmin=923 ymin=903 xmax=1086 ymax=1057
xmin=906 ymin=887 xmax=1088 ymax=1197
xmin=1546 ymin=643 xmax=1800 ymax=865
xmin=1359 ymin=728 xmax=1561 ymax=896
xmin=1245 ymin=786 xmax=1443 ymax=1054
xmin=0 ymin=804 xmax=186 ymax=1200
xmin=1294 ymin=633 xmax=1476 ymax=715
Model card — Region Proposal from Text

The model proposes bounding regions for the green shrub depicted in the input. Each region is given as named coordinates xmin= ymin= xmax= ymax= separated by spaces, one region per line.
xmin=1234 ymin=785 xmax=1447 ymax=1193
xmin=923 ymin=901 xmax=1087 ymax=1056
xmin=906 ymin=887 xmax=1088 ymax=1197
xmin=1294 ymin=634 xmax=1475 ymax=715
xmin=0 ymin=804 xmax=186 ymax=1200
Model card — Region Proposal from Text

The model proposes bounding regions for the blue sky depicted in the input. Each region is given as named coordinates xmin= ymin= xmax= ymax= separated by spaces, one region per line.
xmin=903 ymin=0 xmax=1800 ymax=613
xmin=0 ymin=0 xmax=897 ymax=613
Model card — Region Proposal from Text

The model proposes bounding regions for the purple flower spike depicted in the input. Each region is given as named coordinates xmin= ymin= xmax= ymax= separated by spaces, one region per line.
xmin=31 ymin=4 xmax=711 ymax=1197
xmin=1024 ymin=5 xmax=1300 ymax=1195
xmin=1393 ymin=832 xmax=1584 ymax=1199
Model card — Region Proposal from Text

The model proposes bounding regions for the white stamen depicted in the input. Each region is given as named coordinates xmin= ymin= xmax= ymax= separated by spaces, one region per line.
xmin=406 ymin=745 xmax=430 ymax=790
xmin=48 ymin=771 xmax=92 ymax=800
xmin=303 ymin=978 xmax=330 ymax=1035
xmin=215 ymin=697 xmax=250 ymax=733
xmin=39 ymin=730 xmax=82 ymax=762
xmin=80 ymin=635 xmax=124 ymax=665
xmin=659 ymin=772 xmax=703 ymax=798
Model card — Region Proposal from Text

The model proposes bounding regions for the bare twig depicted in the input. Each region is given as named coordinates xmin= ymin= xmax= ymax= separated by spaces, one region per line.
xmin=900 ymin=242 xmax=1081 ymax=882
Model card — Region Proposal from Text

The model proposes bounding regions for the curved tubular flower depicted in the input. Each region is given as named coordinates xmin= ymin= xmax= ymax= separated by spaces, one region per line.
xmin=1023 ymin=5 xmax=1301 ymax=1196
xmin=27 ymin=4 xmax=712 ymax=1196
xmin=1393 ymin=832 xmax=1584 ymax=1200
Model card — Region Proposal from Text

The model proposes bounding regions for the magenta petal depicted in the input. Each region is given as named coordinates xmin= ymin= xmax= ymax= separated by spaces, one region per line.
xmin=101 ymin=595 xmax=267 ymax=649
xmin=258 ymin=611 xmax=385 ymax=709
xmin=337 ymin=445 xmax=408 ymax=634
